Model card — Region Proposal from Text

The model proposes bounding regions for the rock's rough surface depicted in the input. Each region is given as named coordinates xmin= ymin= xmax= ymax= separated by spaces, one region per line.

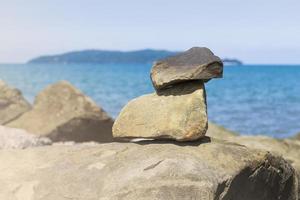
xmin=0 ymin=80 xmax=31 ymax=124
xmin=0 ymin=126 xmax=51 ymax=149
xmin=151 ymin=47 xmax=223 ymax=90
xmin=0 ymin=140 xmax=297 ymax=200
xmin=7 ymin=81 xmax=114 ymax=143
xmin=234 ymin=136 xmax=300 ymax=198
xmin=207 ymin=124 xmax=300 ymax=174
xmin=230 ymin=136 xmax=300 ymax=198
xmin=113 ymin=81 xmax=207 ymax=141
xmin=207 ymin=123 xmax=300 ymax=198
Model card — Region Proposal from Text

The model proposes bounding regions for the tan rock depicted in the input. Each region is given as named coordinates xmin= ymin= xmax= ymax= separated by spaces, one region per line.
xmin=7 ymin=81 xmax=113 ymax=143
xmin=0 ymin=140 xmax=297 ymax=200
xmin=0 ymin=80 xmax=31 ymax=124
xmin=113 ymin=81 xmax=208 ymax=141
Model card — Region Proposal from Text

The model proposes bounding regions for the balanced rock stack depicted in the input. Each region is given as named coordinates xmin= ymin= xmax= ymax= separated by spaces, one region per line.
xmin=113 ymin=47 xmax=223 ymax=141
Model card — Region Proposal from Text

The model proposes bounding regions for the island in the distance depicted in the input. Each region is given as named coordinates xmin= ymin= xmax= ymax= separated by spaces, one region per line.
xmin=28 ymin=49 xmax=243 ymax=65
xmin=222 ymin=58 xmax=243 ymax=65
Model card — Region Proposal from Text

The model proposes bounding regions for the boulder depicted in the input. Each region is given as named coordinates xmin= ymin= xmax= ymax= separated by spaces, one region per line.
xmin=7 ymin=81 xmax=114 ymax=143
xmin=206 ymin=122 xmax=238 ymax=140
xmin=0 ymin=140 xmax=297 ymax=200
xmin=294 ymin=132 xmax=300 ymax=140
xmin=207 ymin=124 xmax=300 ymax=174
xmin=113 ymin=81 xmax=207 ymax=141
xmin=151 ymin=47 xmax=223 ymax=90
xmin=229 ymin=136 xmax=300 ymax=198
xmin=0 ymin=80 xmax=31 ymax=124
xmin=0 ymin=126 xmax=51 ymax=149
xmin=207 ymin=123 xmax=300 ymax=197
xmin=233 ymin=136 xmax=300 ymax=197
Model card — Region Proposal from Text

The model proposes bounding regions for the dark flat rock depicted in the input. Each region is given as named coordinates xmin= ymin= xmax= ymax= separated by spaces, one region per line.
xmin=151 ymin=47 xmax=223 ymax=90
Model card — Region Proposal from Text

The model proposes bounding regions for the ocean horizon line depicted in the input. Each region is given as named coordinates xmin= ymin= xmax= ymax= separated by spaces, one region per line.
xmin=1 ymin=62 xmax=300 ymax=66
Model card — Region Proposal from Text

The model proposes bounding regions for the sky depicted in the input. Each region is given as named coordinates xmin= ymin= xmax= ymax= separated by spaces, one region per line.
xmin=0 ymin=0 xmax=300 ymax=64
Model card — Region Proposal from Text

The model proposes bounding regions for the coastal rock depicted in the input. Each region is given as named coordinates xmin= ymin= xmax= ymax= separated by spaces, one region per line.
xmin=7 ymin=81 xmax=114 ymax=143
xmin=207 ymin=124 xmax=300 ymax=173
xmin=207 ymin=123 xmax=300 ymax=197
xmin=0 ymin=80 xmax=31 ymax=124
xmin=113 ymin=81 xmax=207 ymax=141
xmin=0 ymin=126 xmax=51 ymax=149
xmin=229 ymin=136 xmax=300 ymax=198
xmin=0 ymin=140 xmax=297 ymax=200
xmin=294 ymin=132 xmax=300 ymax=140
xmin=151 ymin=47 xmax=223 ymax=90
xmin=206 ymin=122 xmax=238 ymax=140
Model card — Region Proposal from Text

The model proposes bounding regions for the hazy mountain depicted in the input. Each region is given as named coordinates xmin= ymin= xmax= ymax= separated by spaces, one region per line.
xmin=222 ymin=58 xmax=243 ymax=65
xmin=28 ymin=49 xmax=179 ymax=64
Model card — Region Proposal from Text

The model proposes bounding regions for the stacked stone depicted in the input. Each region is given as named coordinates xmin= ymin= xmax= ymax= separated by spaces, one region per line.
xmin=113 ymin=47 xmax=223 ymax=141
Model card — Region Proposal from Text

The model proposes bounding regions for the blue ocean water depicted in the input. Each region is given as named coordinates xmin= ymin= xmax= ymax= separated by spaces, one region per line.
xmin=0 ymin=63 xmax=299 ymax=138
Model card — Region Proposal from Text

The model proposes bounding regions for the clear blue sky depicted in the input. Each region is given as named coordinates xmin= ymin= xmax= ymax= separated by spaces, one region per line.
xmin=1 ymin=0 xmax=299 ymax=64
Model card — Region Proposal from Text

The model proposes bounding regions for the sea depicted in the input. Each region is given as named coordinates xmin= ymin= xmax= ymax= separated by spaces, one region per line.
xmin=0 ymin=63 xmax=299 ymax=138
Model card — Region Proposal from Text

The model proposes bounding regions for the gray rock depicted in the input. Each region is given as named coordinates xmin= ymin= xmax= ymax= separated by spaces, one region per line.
xmin=7 ymin=81 xmax=114 ymax=143
xmin=0 ymin=140 xmax=297 ymax=200
xmin=0 ymin=125 xmax=51 ymax=149
xmin=0 ymin=80 xmax=31 ymax=124
xmin=151 ymin=47 xmax=223 ymax=90
xmin=113 ymin=81 xmax=207 ymax=141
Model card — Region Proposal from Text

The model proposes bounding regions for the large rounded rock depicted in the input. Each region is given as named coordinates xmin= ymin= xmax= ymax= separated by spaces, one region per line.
xmin=207 ymin=124 xmax=300 ymax=174
xmin=0 ymin=140 xmax=297 ymax=200
xmin=151 ymin=47 xmax=223 ymax=90
xmin=113 ymin=81 xmax=208 ymax=141
xmin=7 ymin=81 xmax=113 ymax=143
xmin=232 ymin=136 xmax=300 ymax=198
xmin=206 ymin=122 xmax=238 ymax=140
xmin=294 ymin=132 xmax=300 ymax=140
xmin=0 ymin=126 xmax=51 ymax=149
xmin=207 ymin=123 xmax=300 ymax=198
xmin=0 ymin=80 xmax=31 ymax=125
xmin=229 ymin=136 xmax=300 ymax=198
